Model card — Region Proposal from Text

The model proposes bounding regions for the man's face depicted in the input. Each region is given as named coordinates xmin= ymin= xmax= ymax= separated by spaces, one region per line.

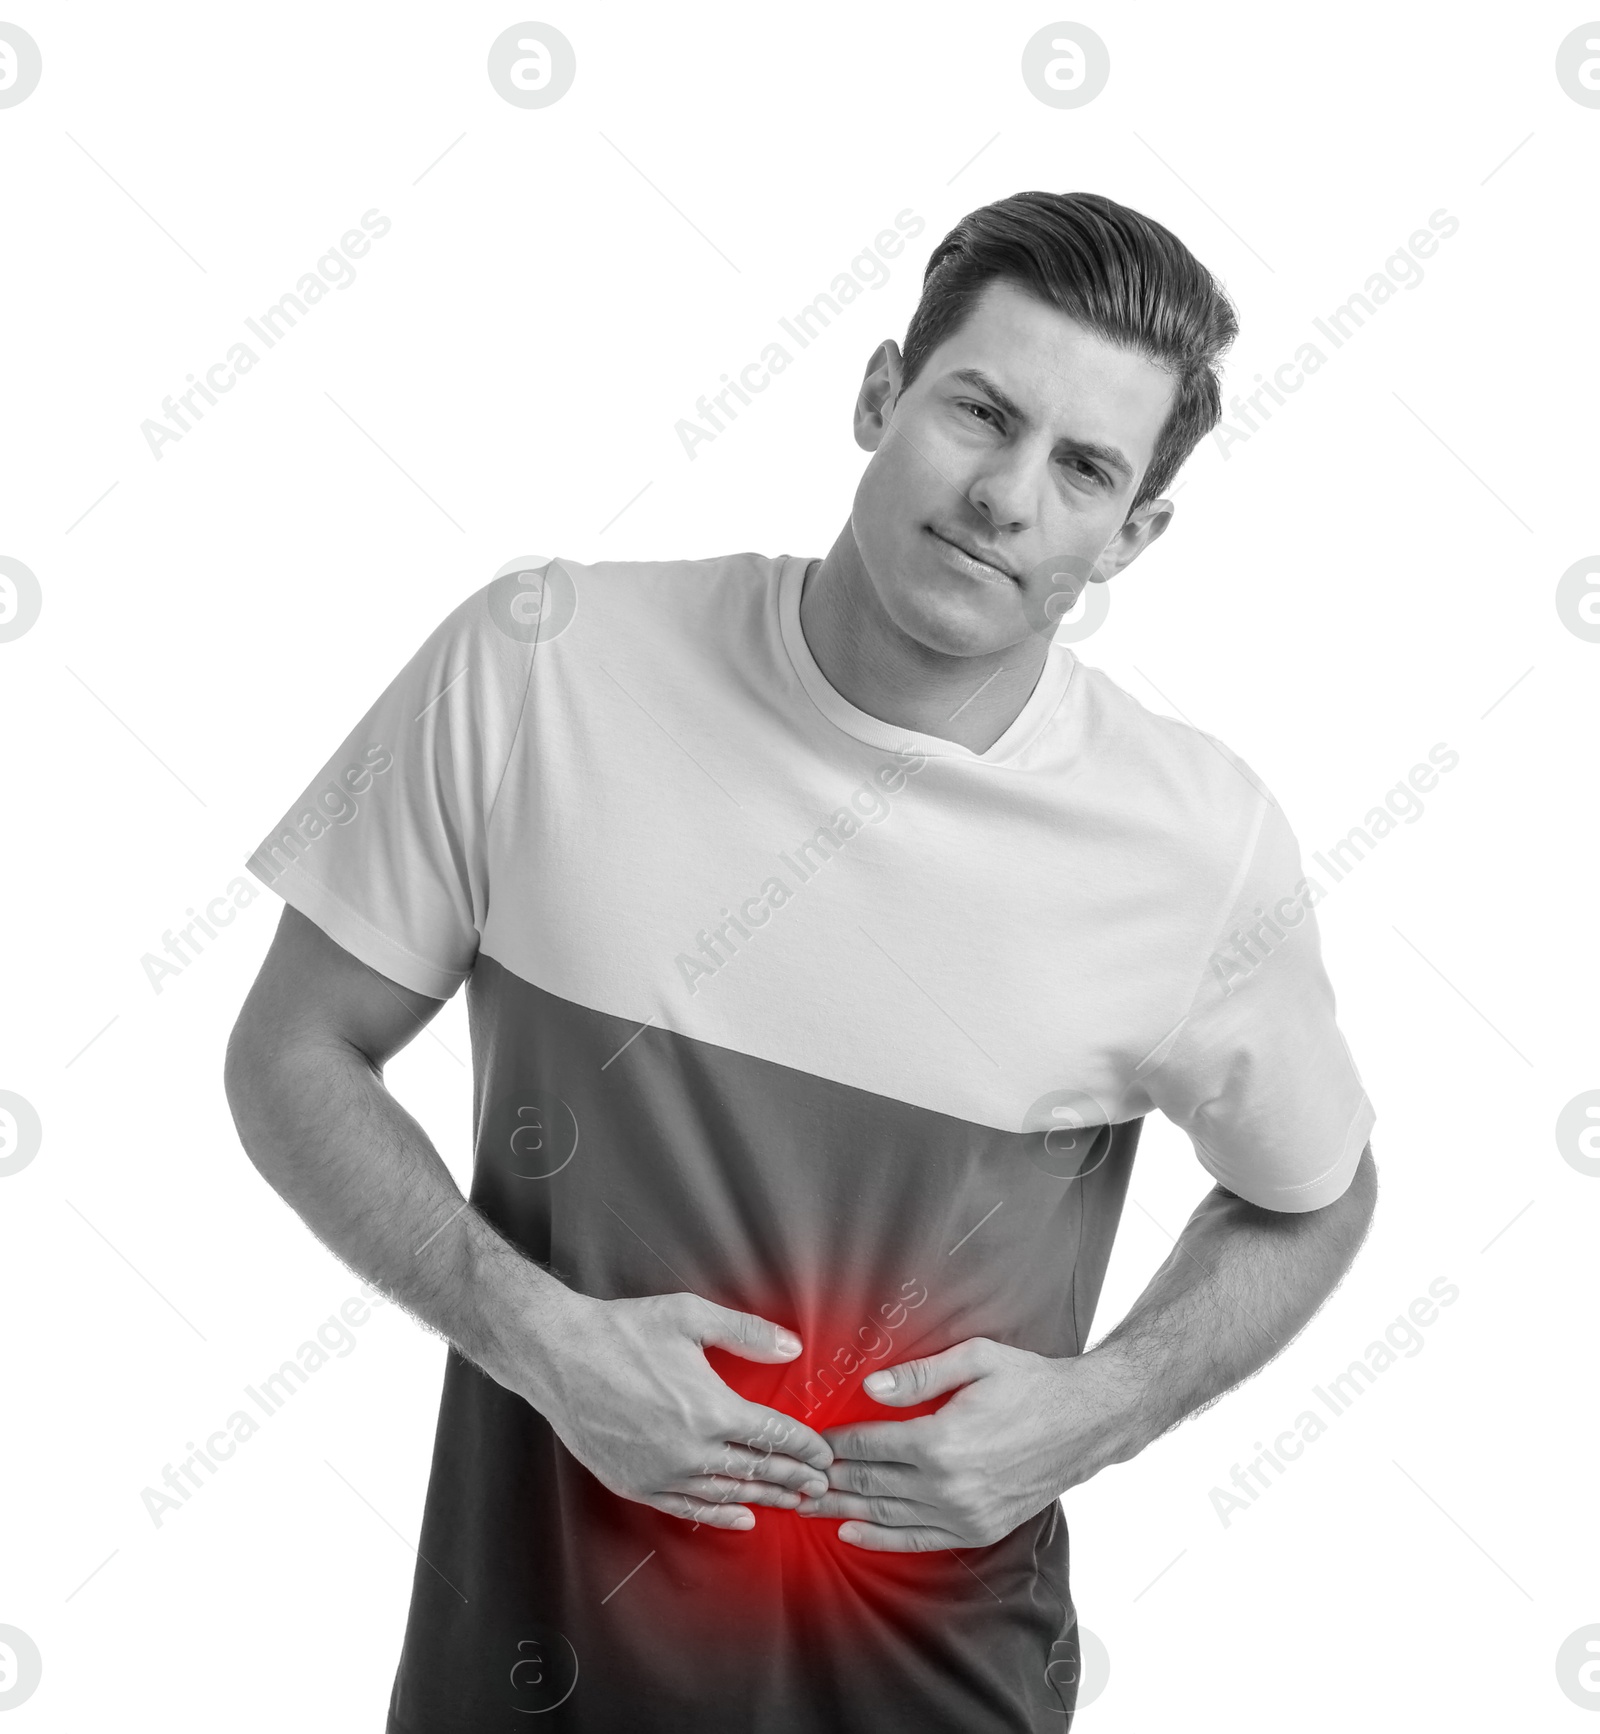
xmin=849 ymin=278 xmax=1177 ymax=657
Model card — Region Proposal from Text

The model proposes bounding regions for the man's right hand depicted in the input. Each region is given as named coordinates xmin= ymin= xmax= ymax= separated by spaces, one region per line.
xmin=513 ymin=1289 xmax=834 ymax=1531
xmin=226 ymin=911 xmax=830 ymax=1533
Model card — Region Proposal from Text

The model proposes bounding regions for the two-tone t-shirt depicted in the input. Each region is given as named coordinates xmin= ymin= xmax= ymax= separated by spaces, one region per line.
xmin=247 ymin=550 xmax=1374 ymax=1732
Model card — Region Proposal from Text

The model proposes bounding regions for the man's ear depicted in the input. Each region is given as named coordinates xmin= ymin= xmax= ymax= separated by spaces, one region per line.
xmin=854 ymin=342 xmax=904 ymax=452
xmin=1096 ymin=498 xmax=1174 ymax=581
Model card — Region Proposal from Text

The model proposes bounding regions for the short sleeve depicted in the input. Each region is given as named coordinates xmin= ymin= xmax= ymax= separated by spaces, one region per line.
xmin=1140 ymin=792 xmax=1376 ymax=1211
xmin=244 ymin=584 xmax=536 ymax=999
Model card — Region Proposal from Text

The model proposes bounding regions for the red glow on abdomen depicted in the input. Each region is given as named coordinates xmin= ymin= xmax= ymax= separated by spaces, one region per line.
xmin=622 ymin=1289 xmax=958 ymax=1638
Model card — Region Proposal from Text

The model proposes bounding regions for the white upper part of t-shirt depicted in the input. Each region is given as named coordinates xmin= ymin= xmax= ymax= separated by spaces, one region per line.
xmin=248 ymin=551 xmax=1374 ymax=1211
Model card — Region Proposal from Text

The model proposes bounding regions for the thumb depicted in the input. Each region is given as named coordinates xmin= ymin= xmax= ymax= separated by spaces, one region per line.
xmin=862 ymin=1340 xmax=986 ymax=1406
xmin=689 ymin=1299 xmax=803 ymax=1364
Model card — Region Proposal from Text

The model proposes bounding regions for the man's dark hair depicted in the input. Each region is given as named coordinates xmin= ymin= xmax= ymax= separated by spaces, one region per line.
xmin=898 ymin=190 xmax=1238 ymax=516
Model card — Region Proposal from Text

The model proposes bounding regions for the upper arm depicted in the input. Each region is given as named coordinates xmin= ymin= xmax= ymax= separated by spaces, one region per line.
xmin=227 ymin=904 xmax=446 ymax=1078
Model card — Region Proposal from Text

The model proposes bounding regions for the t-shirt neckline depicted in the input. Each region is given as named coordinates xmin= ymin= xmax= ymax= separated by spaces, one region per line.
xmin=777 ymin=555 xmax=1077 ymax=766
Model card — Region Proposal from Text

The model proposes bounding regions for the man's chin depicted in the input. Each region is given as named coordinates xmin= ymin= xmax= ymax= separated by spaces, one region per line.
xmin=886 ymin=584 xmax=1027 ymax=660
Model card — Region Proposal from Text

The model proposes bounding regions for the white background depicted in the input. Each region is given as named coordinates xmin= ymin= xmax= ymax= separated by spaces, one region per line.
xmin=2 ymin=1 xmax=1596 ymax=1727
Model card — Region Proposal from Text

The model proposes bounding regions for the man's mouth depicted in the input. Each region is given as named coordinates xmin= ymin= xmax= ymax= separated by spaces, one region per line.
xmin=926 ymin=527 xmax=1018 ymax=583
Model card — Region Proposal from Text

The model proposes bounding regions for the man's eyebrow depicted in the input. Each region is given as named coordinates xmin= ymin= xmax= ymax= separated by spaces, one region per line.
xmin=946 ymin=366 xmax=1137 ymax=486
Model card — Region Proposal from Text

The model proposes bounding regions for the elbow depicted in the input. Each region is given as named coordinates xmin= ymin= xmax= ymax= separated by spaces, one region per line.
xmin=223 ymin=1010 xmax=277 ymax=1174
xmin=222 ymin=1019 xmax=256 ymax=1148
xmin=1331 ymin=1144 xmax=1378 ymax=1257
xmin=1351 ymin=1142 xmax=1378 ymax=1216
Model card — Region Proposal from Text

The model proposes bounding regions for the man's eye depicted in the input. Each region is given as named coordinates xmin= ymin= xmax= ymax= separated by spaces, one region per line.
xmin=1068 ymin=459 xmax=1103 ymax=484
xmin=960 ymin=401 xmax=998 ymax=425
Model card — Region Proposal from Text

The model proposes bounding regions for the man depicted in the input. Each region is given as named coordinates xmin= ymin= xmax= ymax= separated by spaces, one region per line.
xmin=225 ymin=189 xmax=1376 ymax=1731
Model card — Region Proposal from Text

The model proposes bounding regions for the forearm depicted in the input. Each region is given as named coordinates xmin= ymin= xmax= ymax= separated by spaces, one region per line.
xmin=1081 ymin=1144 xmax=1377 ymax=1468
xmin=223 ymin=1029 xmax=580 ymax=1401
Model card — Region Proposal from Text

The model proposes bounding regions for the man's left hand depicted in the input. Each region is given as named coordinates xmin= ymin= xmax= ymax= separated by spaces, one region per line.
xmin=795 ymin=1337 xmax=1138 ymax=1552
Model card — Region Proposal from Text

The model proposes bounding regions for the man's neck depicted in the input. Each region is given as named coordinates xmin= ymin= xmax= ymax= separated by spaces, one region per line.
xmin=798 ymin=532 xmax=1052 ymax=755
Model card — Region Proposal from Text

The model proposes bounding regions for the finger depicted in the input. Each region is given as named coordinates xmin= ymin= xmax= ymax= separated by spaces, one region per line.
xmin=689 ymin=1297 xmax=804 ymax=1365
xmin=837 ymin=1520 xmax=963 ymax=1553
xmin=648 ymin=1490 xmax=755 ymax=1531
xmin=821 ymin=1419 xmax=928 ymax=1464
xmin=817 ymin=1457 xmax=921 ymax=1499
xmin=794 ymin=1489 xmax=929 ymax=1525
xmin=679 ymin=1475 xmax=802 ymax=1510
xmin=729 ymin=1405 xmax=834 ymax=1474
xmin=702 ymin=1447 xmax=830 ymax=1497
xmin=862 ymin=1339 xmax=990 ymax=1407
